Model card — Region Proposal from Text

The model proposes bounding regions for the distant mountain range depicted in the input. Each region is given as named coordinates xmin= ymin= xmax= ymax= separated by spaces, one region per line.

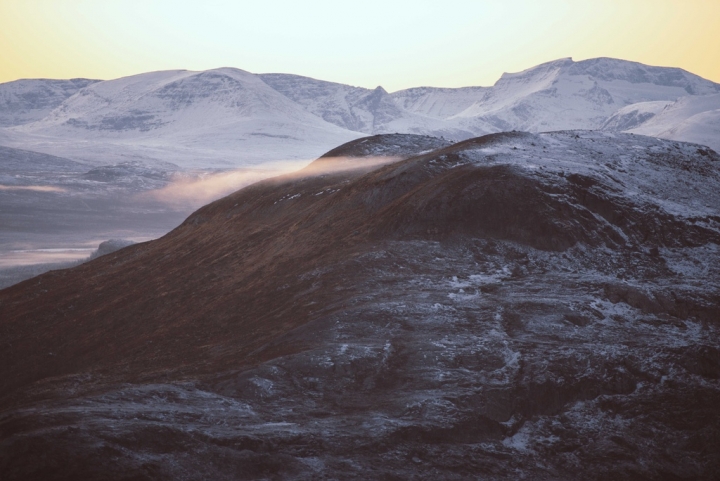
xmin=1 ymin=57 xmax=719 ymax=168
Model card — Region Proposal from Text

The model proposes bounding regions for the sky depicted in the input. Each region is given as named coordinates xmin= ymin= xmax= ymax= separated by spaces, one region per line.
xmin=1 ymin=0 xmax=719 ymax=92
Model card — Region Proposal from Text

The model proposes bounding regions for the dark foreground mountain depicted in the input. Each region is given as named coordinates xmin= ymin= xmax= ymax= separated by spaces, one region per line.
xmin=1 ymin=132 xmax=719 ymax=480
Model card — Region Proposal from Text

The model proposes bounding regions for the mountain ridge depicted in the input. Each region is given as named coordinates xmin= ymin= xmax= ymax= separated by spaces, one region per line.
xmin=2 ymin=57 xmax=719 ymax=168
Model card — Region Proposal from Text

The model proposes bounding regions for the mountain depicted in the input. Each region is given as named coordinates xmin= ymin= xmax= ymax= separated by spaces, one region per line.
xmin=4 ymin=68 xmax=362 ymax=168
xmin=447 ymin=57 xmax=720 ymax=134
xmin=0 ymin=78 xmax=99 ymax=128
xmin=258 ymin=73 xmax=388 ymax=133
xmin=1 ymin=132 xmax=719 ymax=479
xmin=2 ymin=57 xmax=719 ymax=169
xmin=390 ymin=85 xmax=489 ymax=118
xmin=259 ymin=74 xmax=473 ymax=139
xmin=603 ymin=93 xmax=720 ymax=152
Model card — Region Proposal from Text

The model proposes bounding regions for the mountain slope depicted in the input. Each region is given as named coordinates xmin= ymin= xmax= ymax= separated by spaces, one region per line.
xmin=0 ymin=78 xmax=99 ymax=128
xmin=258 ymin=73 xmax=378 ymax=132
xmin=0 ymin=144 xmax=87 ymax=174
xmin=390 ymin=85 xmax=489 ymax=118
xmin=604 ymin=93 xmax=720 ymax=152
xmin=451 ymin=57 xmax=720 ymax=134
xmin=260 ymin=73 xmax=473 ymax=139
xmin=1 ymin=132 xmax=719 ymax=479
xmin=4 ymin=69 xmax=362 ymax=168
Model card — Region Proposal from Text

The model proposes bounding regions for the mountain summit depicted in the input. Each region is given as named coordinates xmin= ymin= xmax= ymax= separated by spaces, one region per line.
xmin=446 ymin=57 xmax=720 ymax=133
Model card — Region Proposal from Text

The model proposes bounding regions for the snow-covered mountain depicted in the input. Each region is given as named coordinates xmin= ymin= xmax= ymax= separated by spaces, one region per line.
xmin=4 ymin=68 xmax=361 ymax=168
xmin=603 ymin=93 xmax=720 ymax=151
xmin=259 ymin=74 xmax=473 ymax=139
xmin=0 ymin=78 xmax=99 ymax=128
xmin=390 ymin=85 xmax=489 ymax=118
xmin=1 ymin=57 xmax=719 ymax=169
xmin=447 ymin=57 xmax=720 ymax=134
xmin=258 ymin=73 xmax=387 ymax=133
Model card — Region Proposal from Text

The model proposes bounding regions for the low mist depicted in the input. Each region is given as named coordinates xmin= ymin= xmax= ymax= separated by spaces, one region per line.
xmin=140 ymin=156 xmax=401 ymax=210
xmin=139 ymin=161 xmax=309 ymax=210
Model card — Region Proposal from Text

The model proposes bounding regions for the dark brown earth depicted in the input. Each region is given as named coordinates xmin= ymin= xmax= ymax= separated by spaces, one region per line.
xmin=1 ymin=132 xmax=719 ymax=480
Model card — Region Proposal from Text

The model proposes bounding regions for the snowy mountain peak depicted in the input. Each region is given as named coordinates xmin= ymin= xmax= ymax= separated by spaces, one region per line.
xmin=23 ymin=67 xmax=341 ymax=130
xmin=3 ymin=68 xmax=362 ymax=167
xmin=257 ymin=74 xmax=451 ymax=136
xmin=568 ymin=57 xmax=720 ymax=94
xmin=389 ymin=85 xmax=489 ymax=119
xmin=495 ymin=57 xmax=719 ymax=95
xmin=447 ymin=56 xmax=720 ymax=136
xmin=496 ymin=57 xmax=573 ymax=84
xmin=359 ymin=85 xmax=396 ymax=112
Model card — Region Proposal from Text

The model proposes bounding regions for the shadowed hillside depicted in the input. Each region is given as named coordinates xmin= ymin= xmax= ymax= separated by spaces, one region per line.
xmin=1 ymin=132 xmax=719 ymax=480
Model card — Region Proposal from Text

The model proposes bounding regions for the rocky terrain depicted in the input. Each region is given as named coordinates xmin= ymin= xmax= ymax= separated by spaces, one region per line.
xmin=1 ymin=132 xmax=719 ymax=479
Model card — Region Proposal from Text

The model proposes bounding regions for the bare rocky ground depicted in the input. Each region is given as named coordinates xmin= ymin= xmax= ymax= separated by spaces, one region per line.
xmin=0 ymin=132 xmax=719 ymax=480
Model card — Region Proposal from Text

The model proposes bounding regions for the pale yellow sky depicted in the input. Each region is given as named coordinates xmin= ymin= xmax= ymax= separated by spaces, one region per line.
xmin=1 ymin=0 xmax=718 ymax=91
